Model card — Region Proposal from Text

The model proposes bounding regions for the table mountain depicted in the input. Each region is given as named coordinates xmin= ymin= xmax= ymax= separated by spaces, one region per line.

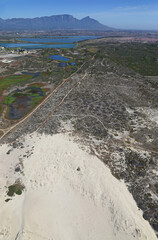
xmin=0 ymin=14 xmax=113 ymax=31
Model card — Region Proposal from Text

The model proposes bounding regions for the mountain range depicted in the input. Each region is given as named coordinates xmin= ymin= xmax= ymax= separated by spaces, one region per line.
xmin=0 ymin=14 xmax=113 ymax=31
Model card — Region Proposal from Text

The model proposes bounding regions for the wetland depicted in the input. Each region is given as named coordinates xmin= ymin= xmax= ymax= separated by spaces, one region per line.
xmin=0 ymin=36 xmax=157 ymax=236
xmin=4 ymin=86 xmax=45 ymax=120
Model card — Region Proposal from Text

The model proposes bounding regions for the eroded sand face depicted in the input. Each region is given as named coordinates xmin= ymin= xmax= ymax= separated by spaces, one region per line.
xmin=0 ymin=133 xmax=156 ymax=240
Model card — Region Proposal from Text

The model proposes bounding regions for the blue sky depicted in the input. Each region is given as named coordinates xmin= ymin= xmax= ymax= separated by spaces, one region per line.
xmin=0 ymin=0 xmax=158 ymax=30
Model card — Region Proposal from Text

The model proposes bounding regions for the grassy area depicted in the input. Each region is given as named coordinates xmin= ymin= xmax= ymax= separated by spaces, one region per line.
xmin=3 ymin=95 xmax=16 ymax=105
xmin=0 ymin=74 xmax=33 ymax=91
xmin=31 ymin=96 xmax=43 ymax=107
xmin=0 ymin=105 xmax=4 ymax=114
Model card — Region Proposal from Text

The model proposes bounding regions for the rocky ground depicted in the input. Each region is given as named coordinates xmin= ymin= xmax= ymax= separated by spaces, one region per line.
xmin=1 ymin=42 xmax=158 ymax=235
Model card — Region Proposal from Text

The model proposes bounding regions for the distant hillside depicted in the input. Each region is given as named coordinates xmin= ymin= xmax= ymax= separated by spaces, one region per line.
xmin=0 ymin=15 xmax=113 ymax=31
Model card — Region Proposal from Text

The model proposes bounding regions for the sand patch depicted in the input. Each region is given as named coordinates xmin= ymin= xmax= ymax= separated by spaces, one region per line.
xmin=0 ymin=132 xmax=156 ymax=240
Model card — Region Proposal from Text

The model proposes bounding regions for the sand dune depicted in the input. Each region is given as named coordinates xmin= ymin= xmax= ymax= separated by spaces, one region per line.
xmin=0 ymin=132 xmax=156 ymax=240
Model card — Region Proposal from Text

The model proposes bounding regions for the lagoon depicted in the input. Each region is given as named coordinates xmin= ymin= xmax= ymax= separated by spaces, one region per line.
xmin=0 ymin=43 xmax=75 ymax=49
xmin=0 ymin=36 xmax=101 ymax=49
xmin=19 ymin=36 xmax=101 ymax=44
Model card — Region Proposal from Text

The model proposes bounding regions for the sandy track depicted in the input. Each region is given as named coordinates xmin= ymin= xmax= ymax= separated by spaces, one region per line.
xmin=0 ymin=62 xmax=86 ymax=142
xmin=37 ymin=72 xmax=88 ymax=131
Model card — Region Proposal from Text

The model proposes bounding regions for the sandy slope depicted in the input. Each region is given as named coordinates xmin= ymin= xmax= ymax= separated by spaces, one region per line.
xmin=0 ymin=132 xmax=156 ymax=240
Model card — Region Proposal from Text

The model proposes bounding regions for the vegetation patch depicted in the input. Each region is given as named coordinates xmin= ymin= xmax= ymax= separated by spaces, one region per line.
xmin=7 ymin=181 xmax=25 ymax=197
xmin=87 ymin=47 xmax=98 ymax=53
xmin=3 ymin=95 xmax=16 ymax=105
xmin=0 ymin=105 xmax=4 ymax=114
xmin=100 ymin=43 xmax=158 ymax=76
xmin=0 ymin=74 xmax=33 ymax=91
xmin=3 ymin=85 xmax=45 ymax=120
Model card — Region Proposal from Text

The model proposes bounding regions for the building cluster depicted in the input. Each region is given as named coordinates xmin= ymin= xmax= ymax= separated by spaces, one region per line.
xmin=10 ymin=49 xmax=28 ymax=54
xmin=0 ymin=46 xmax=28 ymax=54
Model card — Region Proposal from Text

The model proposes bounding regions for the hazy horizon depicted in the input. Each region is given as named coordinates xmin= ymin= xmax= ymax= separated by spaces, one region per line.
xmin=0 ymin=0 xmax=158 ymax=30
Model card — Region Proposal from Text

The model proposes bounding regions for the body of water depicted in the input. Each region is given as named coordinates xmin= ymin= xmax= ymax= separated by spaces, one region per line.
xmin=58 ymin=62 xmax=67 ymax=67
xmin=70 ymin=62 xmax=76 ymax=66
xmin=0 ymin=36 xmax=101 ymax=49
xmin=49 ymin=54 xmax=76 ymax=67
xmin=0 ymin=43 xmax=75 ymax=49
xmin=19 ymin=36 xmax=101 ymax=44
xmin=49 ymin=55 xmax=70 ymax=61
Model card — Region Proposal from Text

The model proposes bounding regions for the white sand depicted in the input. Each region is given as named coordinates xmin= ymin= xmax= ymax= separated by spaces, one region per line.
xmin=0 ymin=132 xmax=156 ymax=240
xmin=1 ymin=59 xmax=13 ymax=63
xmin=137 ymin=107 xmax=158 ymax=125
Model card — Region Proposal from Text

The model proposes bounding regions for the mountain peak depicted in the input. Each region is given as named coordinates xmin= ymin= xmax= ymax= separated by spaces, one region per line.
xmin=82 ymin=16 xmax=90 ymax=19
